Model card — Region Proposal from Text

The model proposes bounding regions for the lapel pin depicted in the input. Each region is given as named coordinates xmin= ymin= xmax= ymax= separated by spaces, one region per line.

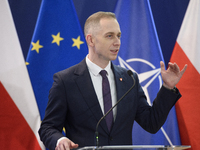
xmin=120 ymin=78 xmax=123 ymax=81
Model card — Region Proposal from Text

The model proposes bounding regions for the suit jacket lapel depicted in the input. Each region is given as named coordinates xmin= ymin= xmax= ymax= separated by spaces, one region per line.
xmin=74 ymin=59 xmax=109 ymax=134
xmin=110 ymin=64 xmax=131 ymax=133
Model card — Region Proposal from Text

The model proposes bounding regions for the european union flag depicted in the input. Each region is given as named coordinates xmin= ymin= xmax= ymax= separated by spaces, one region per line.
xmin=26 ymin=0 xmax=88 ymax=120
xmin=113 ymin=0 xmax=181 ymax=147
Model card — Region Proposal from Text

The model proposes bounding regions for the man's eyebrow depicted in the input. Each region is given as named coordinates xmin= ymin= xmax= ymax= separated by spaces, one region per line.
xmin=105 ymin=32 xmax=121 ymax=35
xmin=105 ymin=32 xmax=114 ymax=35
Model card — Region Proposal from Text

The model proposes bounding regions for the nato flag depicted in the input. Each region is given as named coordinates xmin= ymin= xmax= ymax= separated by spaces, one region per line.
xmin=113 ymin=0 xmax=181 ymax=147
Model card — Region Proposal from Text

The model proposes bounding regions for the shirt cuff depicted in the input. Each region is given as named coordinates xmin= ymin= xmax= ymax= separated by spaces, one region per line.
xmin=56 ymin=137 xmax=68 ymax=146
xmin=163 ymin=86 xmax=178 ymax=94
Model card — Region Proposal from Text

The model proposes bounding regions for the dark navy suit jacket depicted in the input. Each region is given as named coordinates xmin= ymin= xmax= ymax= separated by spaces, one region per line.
xmin=39 ymin=58 xmax=181 ymax=150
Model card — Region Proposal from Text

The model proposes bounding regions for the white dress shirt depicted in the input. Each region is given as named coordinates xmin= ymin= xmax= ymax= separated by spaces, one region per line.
xmin=86 ymin=55 xmax=117 ymax=120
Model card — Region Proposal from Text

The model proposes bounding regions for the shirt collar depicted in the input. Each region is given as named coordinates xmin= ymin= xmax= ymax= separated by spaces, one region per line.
xmin=86 ymin=55 xmax=112 ymax=76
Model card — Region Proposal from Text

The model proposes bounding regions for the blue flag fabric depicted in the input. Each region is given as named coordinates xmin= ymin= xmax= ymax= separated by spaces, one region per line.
xmin=113 ymin=0 xmax=181 ymax=146
xmin=26 ymin=0 xmax=88 ymax=120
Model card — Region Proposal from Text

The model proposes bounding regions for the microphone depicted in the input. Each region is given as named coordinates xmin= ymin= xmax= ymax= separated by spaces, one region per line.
xmin=95 ymin=70 xmax=135 ymax=147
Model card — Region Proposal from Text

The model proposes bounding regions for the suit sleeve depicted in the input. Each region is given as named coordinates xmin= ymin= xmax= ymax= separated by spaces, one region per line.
xmin=38 ymin=72 xmax=67 ymax=150
xmin=134 ymin=73 xmax=181 ymax=133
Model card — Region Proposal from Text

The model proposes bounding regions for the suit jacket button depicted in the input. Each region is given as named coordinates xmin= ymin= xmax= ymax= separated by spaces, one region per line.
xmin=110 ymin=136 xmax=113 ymax=141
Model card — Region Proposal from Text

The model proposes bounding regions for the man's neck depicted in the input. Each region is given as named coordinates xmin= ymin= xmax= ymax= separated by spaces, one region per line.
xmin=87 ymin=54 xmax=110 ymax=69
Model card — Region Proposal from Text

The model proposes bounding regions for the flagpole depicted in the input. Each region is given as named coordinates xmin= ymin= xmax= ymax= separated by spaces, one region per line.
xmin=147 ymin=0 xmax=175 ymax=147
xmin=161 ymin=127 xmax=174 ymax=147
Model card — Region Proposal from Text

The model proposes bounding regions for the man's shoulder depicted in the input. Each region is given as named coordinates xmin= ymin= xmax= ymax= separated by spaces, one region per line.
xmin=113 ymin=64 xmax=127 ymax=72
xmin=56 ymin=58 xmax=87 ymax=76
xmin=112 ymin=63 xmax=139 ymax=85
xmin=112 ymin=63 xmax=137 ymax=75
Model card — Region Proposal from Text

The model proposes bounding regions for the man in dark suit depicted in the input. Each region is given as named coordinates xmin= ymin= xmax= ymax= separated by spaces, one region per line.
xmin=39 ymin=12 xmax=187 ymax=150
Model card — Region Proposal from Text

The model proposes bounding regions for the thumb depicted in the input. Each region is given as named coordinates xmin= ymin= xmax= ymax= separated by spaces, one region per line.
xmin=70 ymin=141 xmax=79 ymax=149
xmin=180 ymin=64 xmax=188 ymax=76
xmin=160 ymin=61 xmax=165 ymax=72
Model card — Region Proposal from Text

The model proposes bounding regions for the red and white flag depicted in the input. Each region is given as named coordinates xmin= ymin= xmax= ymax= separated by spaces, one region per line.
xmin=0 ymin=1 xmax=45 ymax=149
xmin=170 ymin=0 xmax=200 ymax=149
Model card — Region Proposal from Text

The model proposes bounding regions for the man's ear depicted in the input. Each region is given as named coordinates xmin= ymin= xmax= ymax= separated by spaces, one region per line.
xmin=86 ymin=34 xmax=94 ymax=47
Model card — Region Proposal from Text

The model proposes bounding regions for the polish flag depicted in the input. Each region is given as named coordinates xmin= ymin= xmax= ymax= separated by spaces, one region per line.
xmin=0 ymin=1 xmax=44 ymax=149
xmin=170 ymin=0 xmax=200 ymax=149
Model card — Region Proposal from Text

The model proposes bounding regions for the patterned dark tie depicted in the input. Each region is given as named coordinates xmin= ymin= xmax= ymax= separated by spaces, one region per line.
xmin=99 ymin=70 xmax=113 ymax=131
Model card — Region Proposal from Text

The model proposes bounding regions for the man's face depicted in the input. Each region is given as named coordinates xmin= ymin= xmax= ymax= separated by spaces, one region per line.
xmin=91 ymin=18 xmax=121 ymax=65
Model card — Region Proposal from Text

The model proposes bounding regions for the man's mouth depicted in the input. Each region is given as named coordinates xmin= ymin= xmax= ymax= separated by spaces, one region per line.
xmin=110 ymin=49 xmax=119 ymax=53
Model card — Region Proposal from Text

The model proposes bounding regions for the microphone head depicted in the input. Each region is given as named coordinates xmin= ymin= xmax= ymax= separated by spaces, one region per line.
xmin=127 ymin=70 xmax=133 ymax=76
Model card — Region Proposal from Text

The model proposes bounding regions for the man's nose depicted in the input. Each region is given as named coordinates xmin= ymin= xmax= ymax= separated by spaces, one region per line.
xmin=113 ymin=37 xmax=121 ymax=46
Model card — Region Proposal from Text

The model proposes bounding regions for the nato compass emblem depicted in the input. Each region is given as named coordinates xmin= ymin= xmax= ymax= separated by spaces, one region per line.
xmin=117 ymin=56 xmax=162 ymax=105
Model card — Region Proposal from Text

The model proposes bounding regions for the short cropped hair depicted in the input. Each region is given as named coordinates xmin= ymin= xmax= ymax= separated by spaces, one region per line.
xmin=84 ymin=11 xmax=116 ymax=37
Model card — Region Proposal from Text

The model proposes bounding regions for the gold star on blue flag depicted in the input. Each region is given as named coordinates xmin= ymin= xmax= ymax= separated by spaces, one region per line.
xmin=26 ymin=0 xmax=88 ymax=120
xmin=31 ymin=40 xmax=43 ymax=53
xmin=72 ymin=36 xmax=84 ymax=49
xmin=52 ymin=32 xmax=64 ymax=46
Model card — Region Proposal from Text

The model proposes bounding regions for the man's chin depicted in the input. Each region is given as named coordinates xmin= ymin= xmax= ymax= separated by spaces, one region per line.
xmin=110 ymin=56 xmax=118 ymax=61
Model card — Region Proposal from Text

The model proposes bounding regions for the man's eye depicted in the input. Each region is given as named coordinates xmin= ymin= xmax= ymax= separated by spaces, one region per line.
xmin=107 ymin=35 xmax=112 ymax=38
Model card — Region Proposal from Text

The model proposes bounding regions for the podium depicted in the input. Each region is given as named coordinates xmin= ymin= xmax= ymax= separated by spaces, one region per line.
xmin=77 ymin=145 xmax=191 ymax=150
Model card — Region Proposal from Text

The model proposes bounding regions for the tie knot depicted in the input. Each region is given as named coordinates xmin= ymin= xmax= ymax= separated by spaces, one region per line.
xmin=99 ymin=70 xmax=107 ymax=78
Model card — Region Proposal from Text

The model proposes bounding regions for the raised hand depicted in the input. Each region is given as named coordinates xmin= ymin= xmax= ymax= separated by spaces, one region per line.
xmin=160 ymin=61 xmax=187 ymax=89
